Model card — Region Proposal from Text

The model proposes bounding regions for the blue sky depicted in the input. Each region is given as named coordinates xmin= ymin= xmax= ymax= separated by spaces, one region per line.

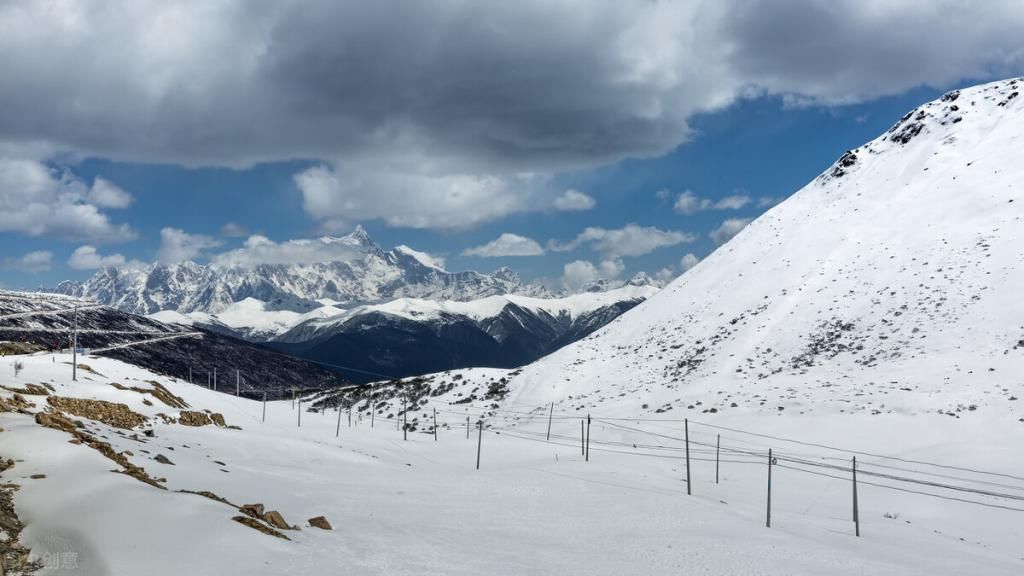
xmin=0 ymin=84 xmax=951 ymax=289
xmin=2 ymin=2 xmax=1022 ymax=292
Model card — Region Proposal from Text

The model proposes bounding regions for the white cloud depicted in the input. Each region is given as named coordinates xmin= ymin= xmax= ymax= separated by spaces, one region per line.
xmin=210 ymin=234 xmax=364 ymax=268
xmin=463 ymin=233 xmax=545 ymax=258
xmin=220 ymin=221 xmax=249 ymax=237
xmin=714 ymin=194 xmax=751 ymax=210
xmin=553 ymin=189 xmax=596 ymax=211
xmin=4 ymin=250 xmax=53 ymax=273
xmin=295 ymin=163 xmax=540 ymax=231
xmin=67 ymin=245 xmax=127 ymax=270
xmin=560 ymin=258 xmax=624 ymax=291
xmin=157 ymin=228 xmax=221 ymax=264
xmin=654 ymin=267 xmax=676 ymax=284
xmin=710 ymin=218 xmax=753 ymax=245
xmin=680 ymin=253 xmax=701 ymax=271
xmin=550 ymin=224 xmax=696 ymax=259
xmin=87 ymin=177 xmax=133 ymax=209
xmin=671 ymin=190 xmax=751 ymax=214
xmin=672 ymin=190 xmax=712 ymax=214
xmin=0 ymin=157 xmax=135 ymax=242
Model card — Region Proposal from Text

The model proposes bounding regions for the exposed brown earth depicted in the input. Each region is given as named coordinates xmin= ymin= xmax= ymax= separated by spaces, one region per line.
xmin=0 ymin=394 xmax=33 ymax=414
xmin=232 ymin=516 xmax=290 ymax=540
xmin=178 ymin=411 xmax=211 ymax=427
xmin=46 ymin=396 xmax=147 ymax=429
xmin=0 ymin=462 xmax=42 ymax=575
xmin=110 ymin=382 xmax=189 ymax=410
xmin=32 ymin=408 xmax=164 ymax=490
xmin=308 ymin=516 xmax=333 ymax=530
xmin=0 ymin=384 xmax=49 ymax=396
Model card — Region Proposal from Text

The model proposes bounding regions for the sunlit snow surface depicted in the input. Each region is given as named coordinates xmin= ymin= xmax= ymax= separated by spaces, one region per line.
xmin=1 ymin=354 xmax=1022 ymax=575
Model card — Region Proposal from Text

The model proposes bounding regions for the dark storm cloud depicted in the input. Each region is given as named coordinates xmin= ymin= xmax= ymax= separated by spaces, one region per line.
xmin=1 ymin=1 xmax=1022 ymax=231
xmin=720 ymin=0 xmax=1024 ymax=102
xmin=0 ymin=1 xmax=714 ymax=171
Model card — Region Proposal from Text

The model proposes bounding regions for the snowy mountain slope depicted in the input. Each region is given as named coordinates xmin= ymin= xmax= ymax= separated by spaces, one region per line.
xmin=0 ymin=291 xmax=347 ymax=398
xmin=322 ymin=79 xmax=1024 ymax=425
xmin=3 ymin=353 xmax=1023 ymax=575
xmin=55 ymin=227 xmax=556 ymax=316
xmin=485 ymin=77 xmax=1024 ymax=419
xmin=148 ymin=298 xmax=344 ymax=341
xmin=269 ymin=285 xmax=657 ymax=382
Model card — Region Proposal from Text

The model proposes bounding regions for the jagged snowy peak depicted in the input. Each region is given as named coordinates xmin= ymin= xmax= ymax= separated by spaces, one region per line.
xmin=495 ymin=78 xmax=1024 ymax=418
xmin=56 ymin=226 xmax=553 ymax=315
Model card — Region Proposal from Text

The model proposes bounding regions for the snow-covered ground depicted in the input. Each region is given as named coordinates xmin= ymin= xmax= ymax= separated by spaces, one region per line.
xmin=2 ymin=353 xmax=1022 ymax=575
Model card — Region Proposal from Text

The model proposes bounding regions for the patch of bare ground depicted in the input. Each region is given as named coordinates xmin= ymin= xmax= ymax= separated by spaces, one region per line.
xmin=0 ymin=384 xmax=49 ymax=396
xmin=178 ymin=411 xmax=237 ymax=429
xmin=110 ymin=382 xmax=188 ymax=410
xmin=0 ymin=460 xmax=42 ymax=575
xmin=0 ymin=394 xmax=33 ymax=414
xmin=46 ymin=396 xmax=146 ymax=429
xmin=33 ymin=409 xmax=164 ymax=490
xmin=232 ymin=516 xmax=290 ymax=540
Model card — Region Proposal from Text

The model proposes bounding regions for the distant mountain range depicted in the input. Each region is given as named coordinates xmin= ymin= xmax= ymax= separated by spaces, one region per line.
xmin=54 ymin=226 xmax=558 ymax=316
xmin=54 ymin=228 xmax=666 ymax=380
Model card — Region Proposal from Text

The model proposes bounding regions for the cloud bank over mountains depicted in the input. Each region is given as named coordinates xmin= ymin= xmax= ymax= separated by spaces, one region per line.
xmin=2 ymin=0 xmax=1022 ymax=234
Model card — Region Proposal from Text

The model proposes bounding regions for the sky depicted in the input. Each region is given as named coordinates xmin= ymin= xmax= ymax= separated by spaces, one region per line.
xmin=2 ymin=1 xmax=1023 ymax=291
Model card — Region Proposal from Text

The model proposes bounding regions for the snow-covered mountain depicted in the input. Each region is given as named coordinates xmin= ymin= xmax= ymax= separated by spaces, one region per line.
xmin=54 ymin=226 xmax=554 ymax=316
xmin=268 ymin=285 xmax=657 ymax=382
xmin=0 ymin=291 xmax=347 ymax=396
xmin=499 ymin=78 xmax=1024 ymax=418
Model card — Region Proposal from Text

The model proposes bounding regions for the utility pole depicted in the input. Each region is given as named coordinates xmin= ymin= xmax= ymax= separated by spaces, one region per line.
xmin=853 ymin=456 xmax=860 ymax=537
xmin=546 ymin=402 xmax=553 ymax=442
xmin=213 ymin=367 xmax=217 ymax=392
xmin=336 ymin=402 xmax=342 ymax=438
xmin=585 ymin=414 xmax=591 ymax=462
xmin=235 ymin=370 xmax=240 ymax=396
xmin=716 ymin=434 xmax=721 ymax=484
xmin=685 ymin=418 xmax=692 ymax=495
xmin=71 ymin=304 xmax=78 ymax=382
xmin=476 ymin=420 xmax=483 ymax=470
xmin=262 ymin=392 xmax=267 ymax=423
xmin=766 ymin=449 xmax=773 ymax=528
xmin=403 ymin=394 xmax=408 ymax=441
xmin=370 ymin=385 xmax=375 ymax=428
